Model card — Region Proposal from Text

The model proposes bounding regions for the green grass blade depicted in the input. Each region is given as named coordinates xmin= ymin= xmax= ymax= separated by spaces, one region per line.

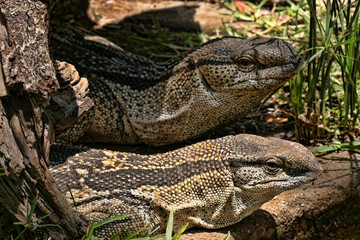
xmin=223 ymin=232 xmax=231 ymax=240
xmin=27 ymin=196 xmax=39 ymax=225
xmin=83 ymin=214 xmax=132 ymax=240
xmin=149 ymin=226 xmax=161 ymax=235
xmin=94 ymin=213 xmax=132 ymax=229
xmin=67 ymin=184 xmax=77 ymax=210
xmin=171 ymin=222 xmax=189 ymax=240
xmin=83 ymin=223 xmax=97 ymax=240
xmin=13 ymin=228 xmax=27 ymax=240
xmin=0 ymin=168 xmax=7 ymax=177
xmin=128 ymin=237 xmax=151 ymax=240
xmin=165 ymin=210 xmax=174 ymax=240
xmin=31 ymin=224 xmax=58 ymax=228
xmin=153 ymin=19 xmax=169 ymax=43
xmin=303 ymin=48 xmax=324 ymax=65
xmin=311 ymin=140 xmax=360 ymax=153
xmin=120 ymin=221 xmax=152 ymax=240
xmin=35 ymin=214 xmax=51 ymax=223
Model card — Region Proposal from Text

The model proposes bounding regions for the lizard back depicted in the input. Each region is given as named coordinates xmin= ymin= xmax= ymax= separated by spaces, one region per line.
xmin=50 ymin=25 xmax=303 ymax=146
xmin=50 ymin=134 xmax=322 ymax=238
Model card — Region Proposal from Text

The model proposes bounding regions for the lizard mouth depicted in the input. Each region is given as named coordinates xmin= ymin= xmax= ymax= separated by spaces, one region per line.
xmin=259 ymin=57 xmax=304 ymax=81
xmin=244 ymin=179 xmax=305 ymax=191
xmin=248 ymin=179 xmax=289 ymax=186
xmin=230 ymin=60 xmax=303 ymax=91
xmin=226 ymin=76 xmax=292 ymax=92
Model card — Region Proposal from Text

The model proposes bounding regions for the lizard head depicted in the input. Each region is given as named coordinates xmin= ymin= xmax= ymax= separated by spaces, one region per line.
xmin=195 ymin=37 xmax=303 ymax=93
xmin=220 ymin=134 xmax=322 ymax=201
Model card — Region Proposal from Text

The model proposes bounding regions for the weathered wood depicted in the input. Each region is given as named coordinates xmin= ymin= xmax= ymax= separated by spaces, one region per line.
xmin=49 ymin=60 xmax=94 ymax=134
xmin=0 ymin=0 xmax=88 ymax=239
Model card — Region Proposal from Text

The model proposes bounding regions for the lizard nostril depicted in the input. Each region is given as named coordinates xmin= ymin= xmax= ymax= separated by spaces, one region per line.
xmin=293 ymin=56 xmax=304 ymax=70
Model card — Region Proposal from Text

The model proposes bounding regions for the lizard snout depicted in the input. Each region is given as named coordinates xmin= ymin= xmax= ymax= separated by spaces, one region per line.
xmin=306 ymin=158 xmax=323 ymax=180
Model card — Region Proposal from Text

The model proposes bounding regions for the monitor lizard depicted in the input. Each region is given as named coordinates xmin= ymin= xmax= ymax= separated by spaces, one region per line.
xmin=50 ymin=25 xmax=303 ymax=146
xmin=50 ymin=134 xmax=322 ymax=239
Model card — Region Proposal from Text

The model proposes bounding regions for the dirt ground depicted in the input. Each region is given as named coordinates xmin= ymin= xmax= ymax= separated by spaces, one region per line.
xmin=50 ymin=1 xmax=360 ymax=239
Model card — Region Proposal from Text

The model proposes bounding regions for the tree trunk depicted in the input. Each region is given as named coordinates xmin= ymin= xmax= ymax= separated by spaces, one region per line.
xmin=0 ymin=0 xmax=88 ymax=239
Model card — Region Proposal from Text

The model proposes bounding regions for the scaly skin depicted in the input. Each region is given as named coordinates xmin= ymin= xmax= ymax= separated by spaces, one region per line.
xmin=50 ymin=134 xmax=322 ymax=239
xmin=50 ymin=25 xmax=302 ymax=146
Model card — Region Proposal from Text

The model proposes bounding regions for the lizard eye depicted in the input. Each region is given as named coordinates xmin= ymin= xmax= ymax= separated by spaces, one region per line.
xmin=264 ymin=158 xmax=282 ymax=174
xmin=233 ymin=56 xmax=256 ymax=72
xmin=239 ymin=58 xmax=253 ymax=67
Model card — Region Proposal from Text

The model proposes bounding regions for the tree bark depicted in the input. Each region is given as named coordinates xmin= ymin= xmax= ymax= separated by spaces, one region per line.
xmin=0 ymin=0 xmax=88 ymax=239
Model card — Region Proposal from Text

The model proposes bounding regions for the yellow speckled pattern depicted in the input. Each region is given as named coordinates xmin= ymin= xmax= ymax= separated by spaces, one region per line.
xmin=50 ymin=134 xmax=322 ymax=239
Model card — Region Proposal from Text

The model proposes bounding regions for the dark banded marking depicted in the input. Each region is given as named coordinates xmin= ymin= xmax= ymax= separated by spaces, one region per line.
xmin=51 ymin=156 xmax=228 ymax=193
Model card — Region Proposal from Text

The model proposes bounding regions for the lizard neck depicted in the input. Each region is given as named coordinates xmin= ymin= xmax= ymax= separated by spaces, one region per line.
xmin=117 ymin=59 xmax=264 ymax=145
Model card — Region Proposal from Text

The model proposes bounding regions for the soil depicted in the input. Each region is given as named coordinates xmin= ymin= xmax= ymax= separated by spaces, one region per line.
xmin=50 ymin=1 xmax=360 ymax=239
